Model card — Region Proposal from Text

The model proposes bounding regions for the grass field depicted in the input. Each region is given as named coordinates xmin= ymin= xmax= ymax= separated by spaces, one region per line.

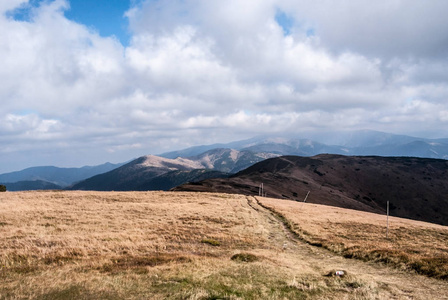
xmin=257 ymin=197 xmax=448 ymax=280
xmin=1 ymin=191 xmax=447 ymax=299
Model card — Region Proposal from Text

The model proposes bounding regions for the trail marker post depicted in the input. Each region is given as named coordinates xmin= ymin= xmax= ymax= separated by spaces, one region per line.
xmin=300 ymin=191 xmax=310 ymax=209
xmin=386 ymin=201 xmax=389 ymax=239
xmin=304 ymin=191 xmax=310 ymax=203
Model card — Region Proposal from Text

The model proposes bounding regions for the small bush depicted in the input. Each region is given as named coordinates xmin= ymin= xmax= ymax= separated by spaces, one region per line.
xmin=0 ymin=185 xmax=6 ymax=192
xmin=201 ymin=239 xmax=221 ymax=246
xmin=231 ymin=253 xmax=259 ymax=263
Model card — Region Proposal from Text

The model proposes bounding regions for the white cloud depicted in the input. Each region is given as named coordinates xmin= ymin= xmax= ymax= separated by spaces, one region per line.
xmin=1 ymin=0 xmax=448 ymax=172
xmin=0 ymin=0 xmax=27 ymax=14
xmin=281 ymin=0 xmax=448 ymax=59
xmin=440 ymin=111 xmax=448 ymax=122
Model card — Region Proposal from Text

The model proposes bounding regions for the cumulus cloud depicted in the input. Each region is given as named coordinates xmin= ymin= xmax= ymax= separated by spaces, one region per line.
xmin=281 ymin=0 xmax=448 ymax=59
xmin=1 ymin=0 xmax=448 ymax=172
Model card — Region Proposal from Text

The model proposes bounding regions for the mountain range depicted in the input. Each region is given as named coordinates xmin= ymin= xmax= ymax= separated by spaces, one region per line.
xmin=160 ymin=130 xmax=448 ymax=159
xmin=1 ymin=130 xmax=448 ymax=192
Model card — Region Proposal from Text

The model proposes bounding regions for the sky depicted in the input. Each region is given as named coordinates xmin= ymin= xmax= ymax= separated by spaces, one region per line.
xmin=1 ymin=0 xmax=448 ymax=173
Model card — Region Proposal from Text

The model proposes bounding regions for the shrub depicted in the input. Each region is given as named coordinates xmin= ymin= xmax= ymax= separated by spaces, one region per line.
xmin=201 ymin=239 xmax=221 ymax=246
xmin=0 ymin=185 xmax=6 ymax=192
xmin=231 ymin=253 xmax=259 ymax=263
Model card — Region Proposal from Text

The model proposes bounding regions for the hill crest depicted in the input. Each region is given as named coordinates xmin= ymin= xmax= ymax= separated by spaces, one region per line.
xmin=174 ymin=154 xmax=448 ymax=226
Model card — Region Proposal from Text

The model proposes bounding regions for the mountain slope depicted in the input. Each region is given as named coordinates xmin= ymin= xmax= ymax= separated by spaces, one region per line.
xmin=70 ymin=149 xmax=273 ymax=191
xmin=69 ymin=155 xmax=199 ymax=191
xmin=190 ymin=148 xmax=277 ymax=173
xmin=174 ymin=155 xmax=448 ymax=226
xmin=69 ymin=155 xmax=229 ymax=191
xmin=134 ymin=169 xmax=229 ymax=191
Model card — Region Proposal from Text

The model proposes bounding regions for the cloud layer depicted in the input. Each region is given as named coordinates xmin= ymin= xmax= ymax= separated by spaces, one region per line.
xmin=1 ymin=0 xmax=448 ymax=172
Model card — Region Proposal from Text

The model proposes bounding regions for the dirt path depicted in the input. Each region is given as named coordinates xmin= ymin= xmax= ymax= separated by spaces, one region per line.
xmin=245 ymin=196 xmax=448 ymax=300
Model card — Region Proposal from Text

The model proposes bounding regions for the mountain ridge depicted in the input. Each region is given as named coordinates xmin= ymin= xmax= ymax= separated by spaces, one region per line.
xmin=174 ymin=154 xmax=448 ymax=226
xmin=69 ymin=149 xmax=271 ymax=191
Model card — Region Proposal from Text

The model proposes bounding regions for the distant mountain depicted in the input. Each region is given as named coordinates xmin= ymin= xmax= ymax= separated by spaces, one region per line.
xmin=160 ymin=137 xmax=341 ymax=158
xmin=239 ymin=138 xmax=347 ymax=156
xmin=306 ymin=129 xmax=421 ymax=148
xmin=0 ymin=180 xmax=62 ymax=191
xmin=237 ymin=132 xmax=448 ymax=159
xmin=161 ymin=130 xmax=448 ymax=160
xmin=352 ymin=140 xmax=448 ymax=158
xmin=0 ymin=162 xmax=125 ymax=190
xmin=174 ymin=155 xmax=448 ymax=226
xmin=70 ymin=149 xmax=273 ymax=191
xmin=160 ymin=137 xmax=262 ymax=158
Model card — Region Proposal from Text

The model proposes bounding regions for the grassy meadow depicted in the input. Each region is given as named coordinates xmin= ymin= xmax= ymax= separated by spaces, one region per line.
xmin=0 ymin=191 xmax=447 ymax=299
xmin=258 ymin=197 xmax=448 ymax=280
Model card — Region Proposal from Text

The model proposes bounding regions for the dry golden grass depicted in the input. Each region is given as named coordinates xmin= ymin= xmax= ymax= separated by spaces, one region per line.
xmin=258 ymin=196 xmax=448 ymax=280
xmin=0 ymin=191 xmax=447 ymax=299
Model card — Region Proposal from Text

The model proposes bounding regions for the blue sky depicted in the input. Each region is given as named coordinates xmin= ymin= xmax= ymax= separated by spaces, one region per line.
xmin=1 ymin=0 xmax=448 ymax=173
xmin=10 ymin=0 xmax=132 ymax=45
xmin=275 ymin=10 xmax=294 ymax=36
xmin=64 ymin=0 xmax=132 ymax=45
